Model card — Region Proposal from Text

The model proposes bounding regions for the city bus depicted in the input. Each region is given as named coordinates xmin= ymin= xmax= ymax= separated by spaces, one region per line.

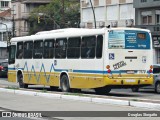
xmin=8 ymin=28 xmax=153 ymax=94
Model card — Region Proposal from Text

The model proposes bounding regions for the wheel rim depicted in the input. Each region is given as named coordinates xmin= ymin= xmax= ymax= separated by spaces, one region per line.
xmin=19 ymin=74 xmax=23 ymax=86
xmin=62 ymin=78 xmax=68 ymax=91
xmin=156 ymin=83 xmax=160 ymax=93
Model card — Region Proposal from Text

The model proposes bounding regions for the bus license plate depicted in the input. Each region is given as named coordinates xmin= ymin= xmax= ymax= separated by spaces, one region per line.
xmin=127 ymin=71 xmax=134 ymax=74
xmin=126 ymin=80 xmax=135 ymax=83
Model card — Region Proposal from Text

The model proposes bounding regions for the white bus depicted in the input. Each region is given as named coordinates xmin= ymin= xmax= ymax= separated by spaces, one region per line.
xmin=8 ymin=28 xmax=153 ymax=94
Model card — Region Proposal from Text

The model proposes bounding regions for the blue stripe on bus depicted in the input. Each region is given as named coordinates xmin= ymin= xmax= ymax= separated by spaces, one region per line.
xmin=8 ymin=68 xmax=16 ymax=70
xmin=8 ymin=62 xmax=148 ymax=75
xmin=8 ymin=68 xmax=24 ymax=70
xmin=9 ymin=67 xmax=141 ymax=74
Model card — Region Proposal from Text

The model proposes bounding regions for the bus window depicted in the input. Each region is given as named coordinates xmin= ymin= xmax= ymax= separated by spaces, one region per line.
xmin=16 ymin=42 xmax=23 ymax=59
xmin=33 ymin=40 xmax=43 ymax=59
xmin=67 ymin=37 xmax=80 ymax=59
xmin=43 ymin=39 xmax=54 ymax=59
xmin=24 ymin=41 xmax=33 ymax=59
xmin=96 ymin=35 xmax=103 ymax=58
xmin=55 ymin=38 xmax=67 ymax=59
xmin=81 ymin=36 xmax=96 ymax=59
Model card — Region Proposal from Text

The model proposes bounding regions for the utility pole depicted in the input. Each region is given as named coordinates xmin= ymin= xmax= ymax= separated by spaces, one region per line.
xmin=89 ymin=0 xmax=96 ymax=29
xmin=12 ymin=14 xmax=15 ymax=37
xmin=62 ymin=0 xmax=65 ymax=28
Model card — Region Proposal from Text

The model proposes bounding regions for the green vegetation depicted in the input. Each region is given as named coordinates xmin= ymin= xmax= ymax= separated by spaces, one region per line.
xmin=29 ymin=0 xmax=80 ymax=35
xmin=64 ymin=92 xmax=88 ymax=97
xmin=6 ymin=86 xmax=19 ymax=90
xmin=130 ymin=99 xmax=139 ymax=101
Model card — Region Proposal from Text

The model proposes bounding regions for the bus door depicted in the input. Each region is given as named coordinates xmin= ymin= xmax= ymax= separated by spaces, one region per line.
xmin=8 ymin=44 xmax=16 ymax=82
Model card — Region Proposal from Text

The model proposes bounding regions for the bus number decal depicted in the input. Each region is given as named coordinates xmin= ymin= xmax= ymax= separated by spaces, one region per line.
xmin=113 ymin=61 xmax=127 ymax=70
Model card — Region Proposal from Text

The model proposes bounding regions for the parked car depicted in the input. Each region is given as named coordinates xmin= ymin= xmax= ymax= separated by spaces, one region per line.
xmin=0 ymin=61 xmax=8 ymax=78
xmin=132 ymin=64 xmax=160 ymax=93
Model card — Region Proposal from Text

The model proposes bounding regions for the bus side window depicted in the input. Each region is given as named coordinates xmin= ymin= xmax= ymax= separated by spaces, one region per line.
xmin=43 ymin=39 xmax=54 ymax=59
xmin=81 ymin=36 xmax=96 ymax=59
xmin=96 ymin=35 xmax=103 ymax=58
xmin=24 ymin=41 xmax=33 ymax=59
xmin=67 ymin=37 xmax=80 ymax=58
xmin=55 ymin=38 xmax=67 ymax=59
xmin=16 ymin=42 xmax=23 ymax=59
xmin=33 ymin=40 xmax=43 ymax=59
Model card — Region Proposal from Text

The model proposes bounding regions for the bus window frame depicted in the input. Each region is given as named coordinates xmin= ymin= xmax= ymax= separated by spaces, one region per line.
xmin=55 ymin=38 xmax=67 ymax=59
xmin=81 ymin=36 xmax=96 ymax=59
xmin=67 ymin=37 xmax=81 ymax=59
xmin=43 ymin=39 xmax=55 ymax=59
xmin=16 ymin=42 xmax=24 ymax=59
xmin=33 ymin=40 xmax=44 ymax=59
xmin=96 ymin=35 xmax=103 ymax=59
xmin=24 ymin=41 xmax=33 ymax=59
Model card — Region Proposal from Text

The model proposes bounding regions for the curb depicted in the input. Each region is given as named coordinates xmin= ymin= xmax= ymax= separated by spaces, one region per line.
xmin=92 ymin=97 xmax=129 ymax=106
xmin=0 ymin=88 xmax=160 ymax=110
xmin=129 ymin=101 xmax=160 ymax=110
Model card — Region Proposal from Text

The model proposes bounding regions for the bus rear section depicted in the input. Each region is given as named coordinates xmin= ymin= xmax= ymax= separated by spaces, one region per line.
xmin=103 ymin=29 xmax=153 ymax=91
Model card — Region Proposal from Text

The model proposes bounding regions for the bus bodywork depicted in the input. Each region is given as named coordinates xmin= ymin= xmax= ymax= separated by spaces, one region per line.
xmin=8 ymin=28 xmax=153 ymax=94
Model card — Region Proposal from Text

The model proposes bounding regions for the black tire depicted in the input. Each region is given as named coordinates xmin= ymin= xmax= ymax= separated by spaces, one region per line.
xmin=95 ymin=87 xmax=111 ymax=95
xmin=155 ymin=82 xmax=160 ymax=94
xmin=18 ymin=74 xmax=28 ymax=88
xmin=60 ymin=75 xmax=70 ymax=92
xmin=131 ymin=87 xmax=139 ymax=92
xmin=50 ymin=86 xmax=58 ymax=91
xmin=71 ymin=88 xmax=81 ymax=93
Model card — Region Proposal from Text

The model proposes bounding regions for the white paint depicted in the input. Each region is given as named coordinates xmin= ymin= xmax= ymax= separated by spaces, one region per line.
xmin=92 ymin=98 xmax=129 ymax=106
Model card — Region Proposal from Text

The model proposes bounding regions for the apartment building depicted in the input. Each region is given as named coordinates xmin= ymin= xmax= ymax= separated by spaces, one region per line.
xmin=11 ymin=0 xmax=51 ymax=37
xmin=80 ymin=0 xmax=135 ymax=28
xmin=0 ymin=0 xmax=11 ymax=12
xmin=133 ymin=0 xmax=160 ymax=64
xmin=0 ymin=0 xmax=12 ymax=61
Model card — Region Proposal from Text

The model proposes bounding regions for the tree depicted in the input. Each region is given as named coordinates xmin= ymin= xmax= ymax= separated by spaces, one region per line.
xmin=28 ymin=0 xmax=80 ymax=35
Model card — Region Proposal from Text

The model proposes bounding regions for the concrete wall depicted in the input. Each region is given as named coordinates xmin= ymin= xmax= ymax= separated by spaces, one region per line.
xmin=80 ymin=0 xmax=135 ymax=28
xmin=134 ymin=0 xmax=160 ymax=8
xmin=0 ymin=47 xmax=8 ymax=60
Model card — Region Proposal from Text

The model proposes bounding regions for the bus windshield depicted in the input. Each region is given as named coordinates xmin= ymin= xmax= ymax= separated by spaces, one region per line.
xmin=108 ymin=30 xmax=150 ymax=49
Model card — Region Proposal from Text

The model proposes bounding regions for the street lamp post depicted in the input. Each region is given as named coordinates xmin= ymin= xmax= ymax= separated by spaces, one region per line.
xmin=89 ymin=0 xmax=96 ymax=29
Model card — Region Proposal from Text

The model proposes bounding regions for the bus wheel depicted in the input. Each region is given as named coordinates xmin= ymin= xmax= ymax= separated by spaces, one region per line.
xmin=60 ymin=75 xmax=70 ymax=92
xmin=18 ymin=74 xmax=28 ymax=88
xmin=131 ymin=87 xmax=139 ymax=92
xmin=155 ymin=82 xmax=160 ymax=94
xmin=95 ymin=87 xmax=111 ymax=95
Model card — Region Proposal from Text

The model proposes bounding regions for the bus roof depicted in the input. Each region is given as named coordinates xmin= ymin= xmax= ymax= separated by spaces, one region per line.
xmin=10 ymin=27 xmax=150 ymax=42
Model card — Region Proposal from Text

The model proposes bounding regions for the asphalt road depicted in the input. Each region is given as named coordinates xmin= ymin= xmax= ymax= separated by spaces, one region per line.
xmin=0 ymin=78 xmax=160 ymax=101
xmin=1 ymin=78 xmax=160 ymax=120
xmin=0 ymin=91 xmax=159 ymax=120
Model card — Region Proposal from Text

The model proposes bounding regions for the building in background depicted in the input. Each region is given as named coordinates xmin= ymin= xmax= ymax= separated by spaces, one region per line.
xmin=133 ymin=0 xmax=160 ymax=64
xmin=0 ymin=0 xmax=12 ymax=62
xmin=11 ymin=0 xmax=51 ymax=37
xmin=80 ymin=0 xmax=135 ymax=28
xmin=0 ymin=0 xmax=11 ymax=12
